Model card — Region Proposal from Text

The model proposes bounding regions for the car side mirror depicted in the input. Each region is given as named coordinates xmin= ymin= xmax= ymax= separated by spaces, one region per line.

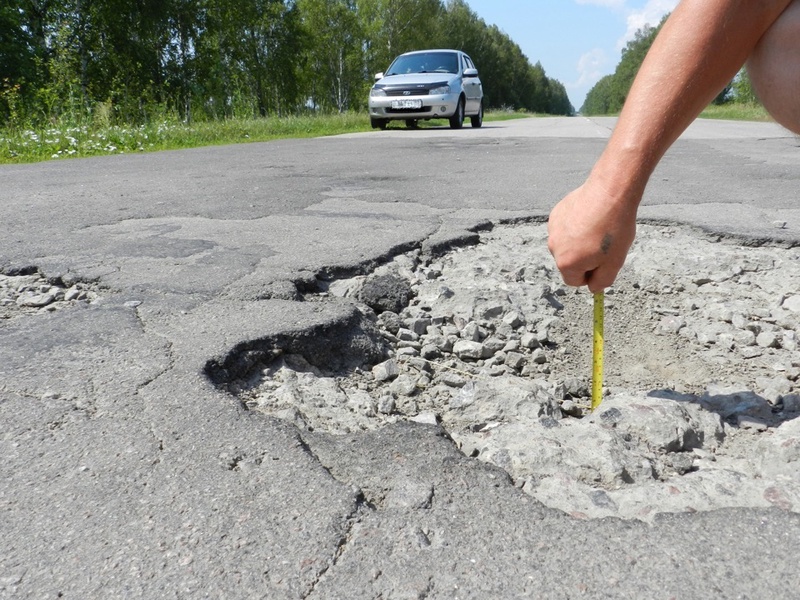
xmin=374 ymin=72 xmax=384 ymax=81
xmin=463 ymin=68 xmax=479 ymax=77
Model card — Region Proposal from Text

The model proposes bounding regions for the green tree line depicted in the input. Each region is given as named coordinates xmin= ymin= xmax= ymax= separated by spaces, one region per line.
xmin=1 ymin=0 xmax=573 ymax=128
xmin=580 ymin=17 xmax=666 ymax=115
xmin=581 ymin=14 xmax=761 ymax=115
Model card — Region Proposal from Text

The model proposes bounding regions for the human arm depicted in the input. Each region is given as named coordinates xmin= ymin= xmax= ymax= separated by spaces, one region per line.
xmin=547 ymin=0 xmax=795 ymax=292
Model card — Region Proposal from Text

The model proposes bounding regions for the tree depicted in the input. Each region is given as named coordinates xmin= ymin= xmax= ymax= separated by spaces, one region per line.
xmin=0 ymin=5 xmax=37 ymax=123
xmin=1 ymin=5 xmax=36 ymax=86
xmin=580 ymin=17 xmax=666 ymax=115
xmin=580 ymin=74 xmax=614 ymax=115
xmin=440 ymin=0 xmax=485 ymax=57
xmin=440 ymin=1 xmax=573 ymax=114
xmin=163 ymin=0 xmax=203 ymax=121
xmin=358 ymin=0 xmax=443 ymax=77
xmin=732 ymin=68 xmax=758 ymax=104
xmin=205 ymin=0 xmax=305 ymax=117
xmin=299 ymin=0 xmax=363 ymax=112
xmin=1 ymin=0 xmax=576 ymax=126
xmin=547 ymin=77 xmax=572 ymax=116
xmin=580 ymin=14 xmax=762 ymax=115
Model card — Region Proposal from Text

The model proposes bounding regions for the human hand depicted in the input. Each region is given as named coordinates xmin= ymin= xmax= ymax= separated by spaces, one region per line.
xmin=547 ymin=179 xmax=638 ymax=293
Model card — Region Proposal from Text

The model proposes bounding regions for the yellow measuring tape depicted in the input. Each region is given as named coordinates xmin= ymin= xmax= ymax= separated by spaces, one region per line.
xmin=592 ymin=291 xmax=605 ymax=410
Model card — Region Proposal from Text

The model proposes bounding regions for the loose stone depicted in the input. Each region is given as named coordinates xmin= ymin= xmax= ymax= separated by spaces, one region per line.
xmin=536 ymin=317 xmax=559 ymax=343
xmin=502 ymin=311 xmax=525 ymax=328
xmin=452 ymin=340 xmax=484 ymax=361
xmin=520 ymin=332 xmax=540 ymax=349
xmin=405 ymin=318 xmax=431 ymax=336
xmin=396 ymin=346 xmax=419 ymax=357
xmin=372 ymin=359 xmax=400 ymax=382
xmin=377 ymin=395 xmax=396 ymax=414
xmin=64 ymin=287 xmax=82 ymax=301
xmin=420 ymin=344 xmax=441 ymax=360
xmin=782 ymin=295 xmax=800 ymax=313
xmin=409 ymin=412 xmax=438 ymax=425
xmin=439 ymin=373 xmax=467 ymax=388
xmin=531 ymin=348 xmax=548 ymax=364
xmin=479 ymin=302 xmax=506 ymax=320
xmin=756 ymin=331 xmax=781 ymax=349
xmin=16 ymin=292 xmax=55 ymax=307
xmin=396 ymin=328 xmax=419 ymax=342
xmin=460 ymin=321 xmax=484 ymax=342
xmin=389 ymin=375 xmax=418 ymax=397
xmin=482 ymin=337 xmax=507 ymax=355
xmin=741 ymin=347 xmax=764 ymax=359
xmin=405 ymin=357 xmax=432 ymax=374
xmin=504 ymin=352 xmax=526 ymax=370
xmin=560 ymin=400 xmax=584 ymax=417
xmin=734 ymin=330 xmax=757 ymax=346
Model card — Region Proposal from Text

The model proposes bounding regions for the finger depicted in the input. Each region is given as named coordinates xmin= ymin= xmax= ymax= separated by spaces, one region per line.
xmin=586 ymin=264 xmax=620 ymax=293
xmin=558 ymin=266 xmax=590 ymax=288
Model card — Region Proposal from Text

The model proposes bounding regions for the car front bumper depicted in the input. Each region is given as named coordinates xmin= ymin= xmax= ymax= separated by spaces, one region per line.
xmin=368 ymin=93 xmax=460 ymax=120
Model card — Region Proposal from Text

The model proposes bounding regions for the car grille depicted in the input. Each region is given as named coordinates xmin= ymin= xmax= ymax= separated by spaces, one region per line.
xmin=384 ymin=89 xmax=429 ymax=97
xmin=386 ymin=106 xmax=432 ymax=114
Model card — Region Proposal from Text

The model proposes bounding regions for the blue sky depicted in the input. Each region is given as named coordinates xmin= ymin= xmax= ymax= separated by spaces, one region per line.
xmin=466 ymin=0 xmax=679 ymax=110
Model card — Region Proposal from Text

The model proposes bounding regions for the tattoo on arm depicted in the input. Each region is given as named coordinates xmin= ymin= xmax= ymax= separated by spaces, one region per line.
xmin=601 ymin=234 xmax=612 ymax=254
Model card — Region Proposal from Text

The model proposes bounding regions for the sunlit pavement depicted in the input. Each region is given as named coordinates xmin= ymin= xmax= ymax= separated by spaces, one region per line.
xmin=2 ymin=117 xmax=799 ymax=599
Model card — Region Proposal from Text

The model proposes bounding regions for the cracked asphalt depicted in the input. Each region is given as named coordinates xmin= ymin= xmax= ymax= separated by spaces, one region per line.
xmin=2 ymin=117 xmax=800 ymax=599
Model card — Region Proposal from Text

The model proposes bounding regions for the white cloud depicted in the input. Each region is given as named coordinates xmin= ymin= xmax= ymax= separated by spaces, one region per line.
xmin=574 ymin=0 xmax=626 ymax=8
xmin=573 ymin=0 xmax=679 ymax=47
xmin=619 ymin=0 xmax=679 ymax=49
xmin=568 ymin=0 xmax=680 ymax=107
xmin=572 ymin=48 xmax=609 ymax=89
xmin=564 ymin=48 xmax=609 ymax=108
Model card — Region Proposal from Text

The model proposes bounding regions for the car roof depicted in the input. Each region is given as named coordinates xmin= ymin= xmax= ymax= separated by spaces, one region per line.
xmin=399 ymin=49 xmax=462 ymax=56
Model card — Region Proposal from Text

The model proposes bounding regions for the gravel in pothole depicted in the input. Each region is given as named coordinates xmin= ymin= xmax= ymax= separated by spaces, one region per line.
xmin=230 ymin=223 xmax=800 ymax=521
xmin=0 ymin=271 xmax=100 ymax=323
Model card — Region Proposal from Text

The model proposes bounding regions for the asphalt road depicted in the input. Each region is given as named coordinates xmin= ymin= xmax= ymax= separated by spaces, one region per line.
xmin=2 ymin=117 xmax=800 ymax=599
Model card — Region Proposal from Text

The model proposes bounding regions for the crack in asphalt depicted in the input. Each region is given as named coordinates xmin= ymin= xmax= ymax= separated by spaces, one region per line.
xmin=302 ymin=506 xmax=363 ymax=600
xmin=123 ymin=301 xmax=178 ymax=397
xmin=292 ymin=433 xmax=368 ymax=599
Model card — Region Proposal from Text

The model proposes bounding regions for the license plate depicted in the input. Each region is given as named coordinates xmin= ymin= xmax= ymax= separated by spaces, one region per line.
xmin=391 ymin=99 xmax=422 ymax=109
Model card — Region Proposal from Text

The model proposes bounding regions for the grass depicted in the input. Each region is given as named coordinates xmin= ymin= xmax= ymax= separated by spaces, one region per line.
xmin=582 ymin=103 xmax=774 ymax=124
xmin=0 ymin=109 xmax=537 ymax=165
xmin=3 ymin=104 xmax=769 ymax=165
xmin=0 ymin=112 xmax=372 ymax=165
xmin=699 ymin=103 xmax=772 ymax=122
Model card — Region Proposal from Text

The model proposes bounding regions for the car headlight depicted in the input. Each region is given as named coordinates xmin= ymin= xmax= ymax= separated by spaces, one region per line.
xmin=370 ymin=87 xmax=386 ymax=97
xmin=429 ymin=85 xmax=451 ymax=95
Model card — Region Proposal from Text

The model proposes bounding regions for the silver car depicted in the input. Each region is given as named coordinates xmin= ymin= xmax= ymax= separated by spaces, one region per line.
xmin=368 ymin=49 xmax=484 ymax=130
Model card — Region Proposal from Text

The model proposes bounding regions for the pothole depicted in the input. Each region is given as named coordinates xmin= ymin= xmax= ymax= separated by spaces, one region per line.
xmin=223 ymin=223 xmax=800 ymax=521
xmin=0 ymin=268 xmax=102 ymax=322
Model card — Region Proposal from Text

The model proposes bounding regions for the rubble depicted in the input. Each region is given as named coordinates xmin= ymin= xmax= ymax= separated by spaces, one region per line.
xmin=0 ymin=271 xmax=100 ymax=321
xmin=228 ymin=223 xmax=800 ymax=521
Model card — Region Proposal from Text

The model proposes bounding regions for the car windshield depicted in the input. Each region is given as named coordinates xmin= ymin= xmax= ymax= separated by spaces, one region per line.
xmin=385 ymin=52 xmax=459 ymax=76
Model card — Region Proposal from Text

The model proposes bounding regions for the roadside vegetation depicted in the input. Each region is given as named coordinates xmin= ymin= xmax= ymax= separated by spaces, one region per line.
xmin=1 ymin=0 xmax=575 ymax=164
xmin=580 ymin=13 xmax=770 ymax=121
xmin=698 ymin=103 xmax=772 ymax=122
xmin=0 ymin=109 xmax=533 ymax=165
xmin=3 ymin=4 xmax=773 ymax=166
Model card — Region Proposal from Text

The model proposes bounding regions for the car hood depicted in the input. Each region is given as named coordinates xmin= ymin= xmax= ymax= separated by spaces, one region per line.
xmin=375 ymin=73 xmax=457 ymax=87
